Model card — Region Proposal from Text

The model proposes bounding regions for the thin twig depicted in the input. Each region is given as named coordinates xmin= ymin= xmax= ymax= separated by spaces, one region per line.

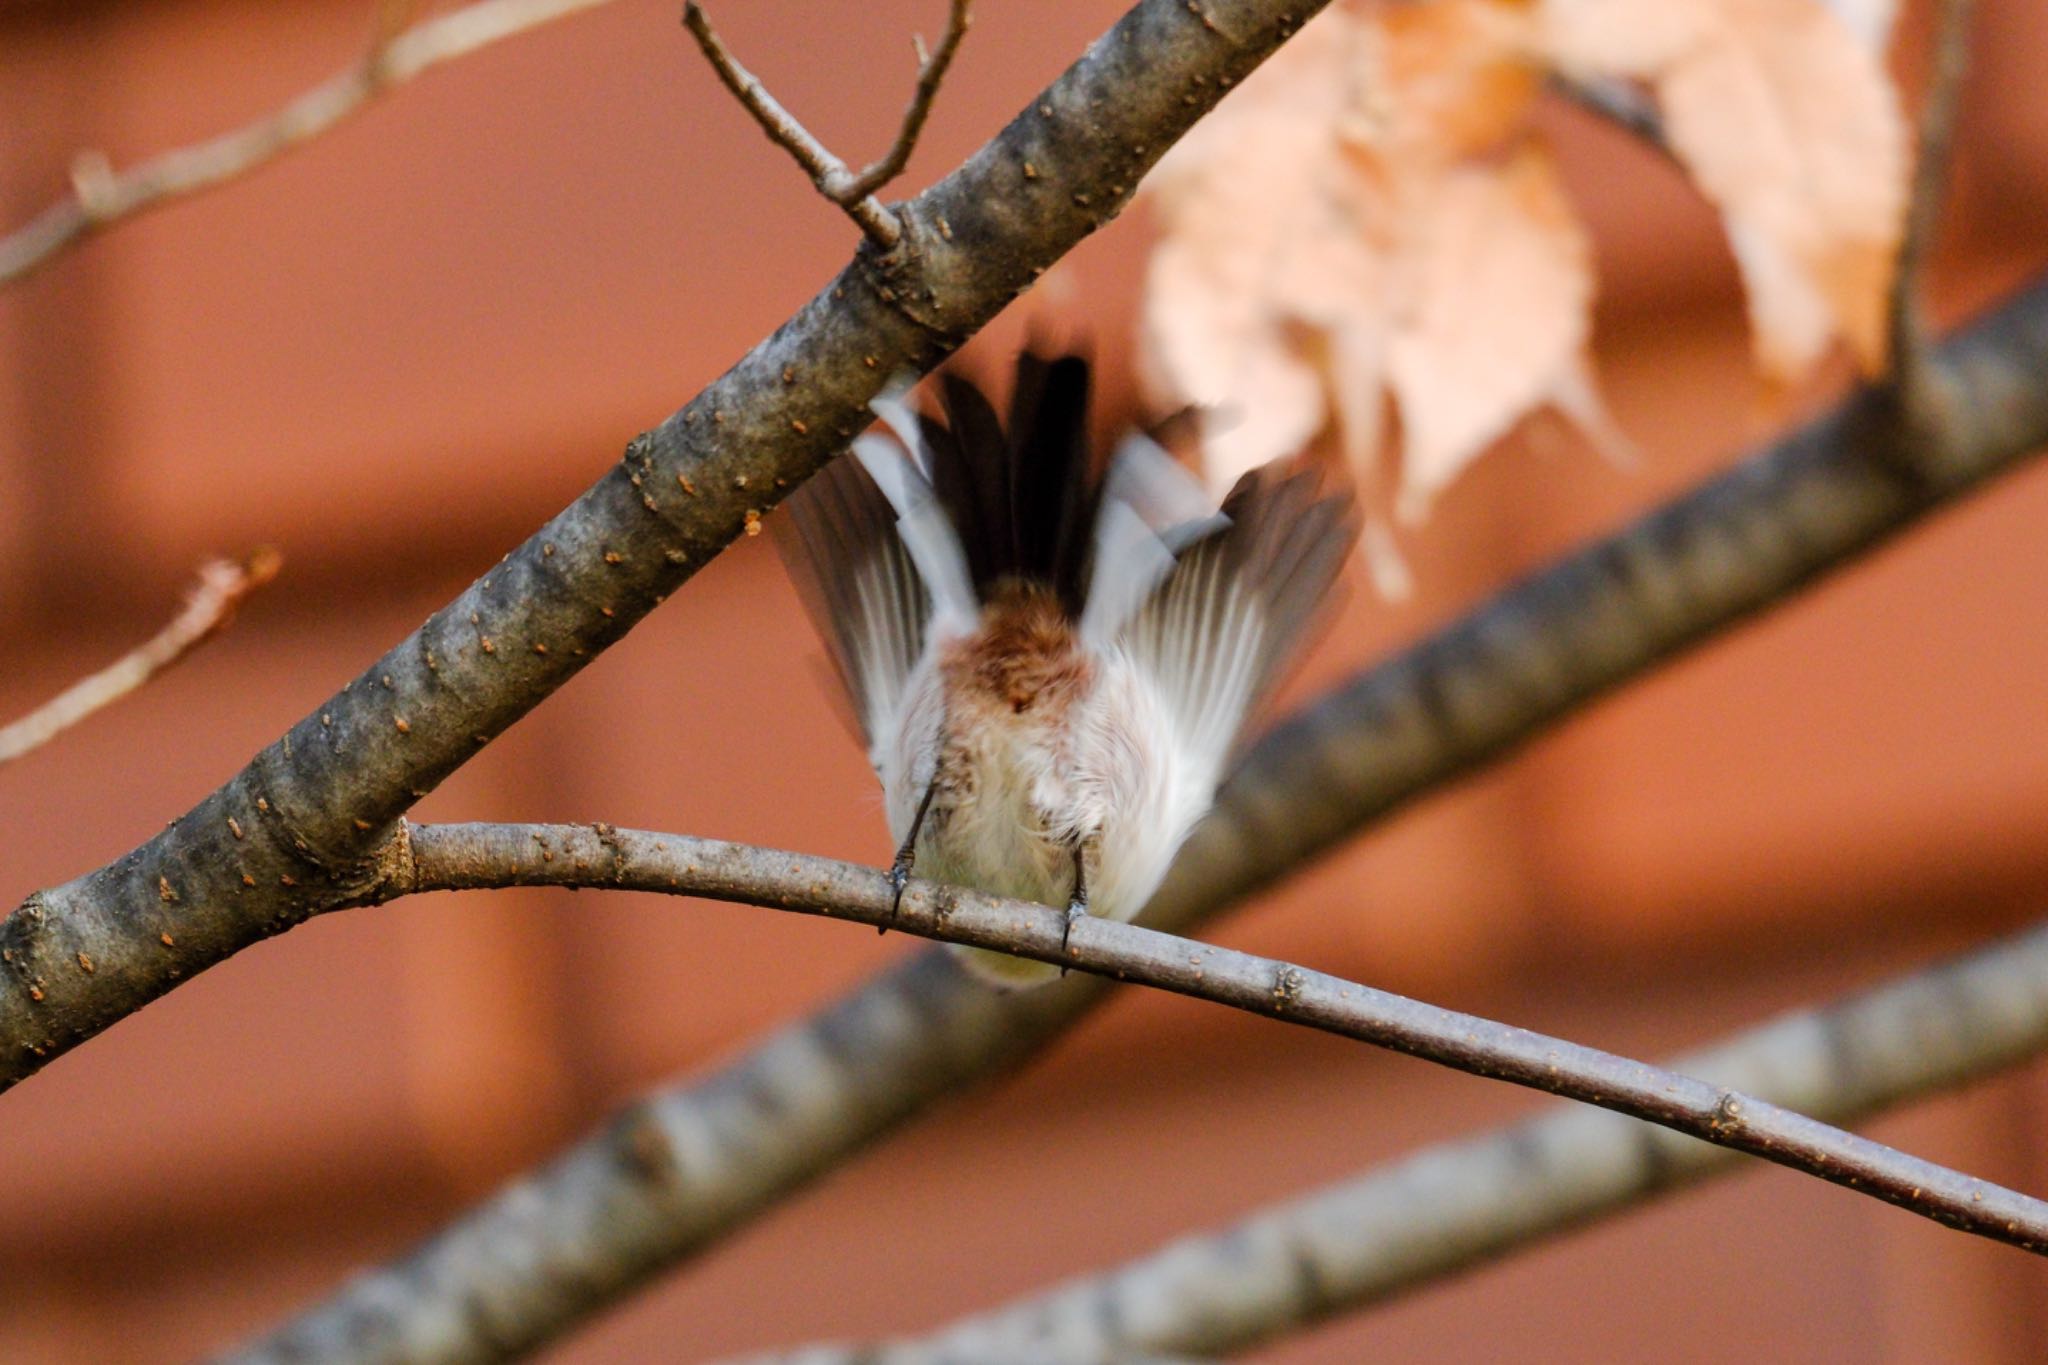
xmin=1888 ymin=0 xmax=1977 ymax=413
xmin=843 ymin=0 xmax=974 ymax=201
xmin=0 ymin=551 xmax=281 ymax=768
xmin=792 ymin=914 xmax=2048 ymax=1364
xmin=1550 ymin=73 xmax=1675 ymax=162
xmin=0 ymin=0 xmax=623 ymax=290
xmin=682 ymin=1 xmax=972 ymax=246
xmin=381 ymin=821 xmax=2048 ymax=1260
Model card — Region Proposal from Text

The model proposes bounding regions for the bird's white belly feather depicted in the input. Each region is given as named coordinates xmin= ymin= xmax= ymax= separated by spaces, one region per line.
xmin=898 ymin=655 xmax=1206 ymax=988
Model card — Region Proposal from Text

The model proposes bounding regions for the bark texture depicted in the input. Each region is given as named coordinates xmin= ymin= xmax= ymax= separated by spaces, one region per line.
xmin=1 ymin=0 xmax=1337 ymax=1090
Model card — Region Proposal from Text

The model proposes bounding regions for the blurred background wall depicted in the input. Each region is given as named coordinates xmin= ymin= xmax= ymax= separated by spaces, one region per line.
xmin=1 ymin=0 xmax=2045 ymax=1359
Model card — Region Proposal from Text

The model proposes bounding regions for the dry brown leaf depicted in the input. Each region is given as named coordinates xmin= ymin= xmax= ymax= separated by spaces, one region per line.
xmin=1387 ymin=144 xmax=1597 ymax=520
xmin=1540 ymin=0 xmax=1907 ymax=377
xmin=1143 ymin=0 xmax=1614 ymax=531
xmin=1140 ymin=0 xmax=1903 ymax=583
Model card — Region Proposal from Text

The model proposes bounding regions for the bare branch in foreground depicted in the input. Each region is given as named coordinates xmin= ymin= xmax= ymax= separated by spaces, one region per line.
xmin=682 ymin=1 xmax=972 ymax=246
xmin=228 ymin=275 xmax=2048 ymax=1365
xmin=0 ymin=0 xmax=623 ymax=290
xmin=816 ymin=914 xmax=2048 ymax=1365
xmin=1888 ymin=0 xmax=1977 ymax=413
xmin=4 ymin=0 xmax=1331 ymax=1092
xmin=229 ymin=821 xmax=2048 ymax=1365
xmin=370 ymin=823 xmax=2048 ymax=1257
xmin=0 ymin=551 xmax=281 ymax=768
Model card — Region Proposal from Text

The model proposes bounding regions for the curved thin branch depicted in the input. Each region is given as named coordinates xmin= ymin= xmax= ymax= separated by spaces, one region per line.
xmin=231 ymin=274 xmax=2048 ymax=1364
xmin=0 ymin=551 xmax=281 ymax=768
xmin=1 ymin=0 xmax=1331 ymax=1091
xmin=0 ymin=0 xmax=626 ymax=290
xmin=824 ymin=913 xmax=2048 ymax=1364
xmin=394 ymin=823 xmax=2048 ymax=1252
xmin=683 ymin=0 xmax=973 ymax=245
xmin=222 ymin=817 xmax=2048 ymax=1365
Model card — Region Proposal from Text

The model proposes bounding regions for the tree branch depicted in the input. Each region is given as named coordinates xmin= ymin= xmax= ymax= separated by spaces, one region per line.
xmin=1 ymin=0 xmax=1332 ymax=1090
xmin=817 ymin=912 xmax=2048 ymax=1364
xmin=393 ymin=822 xmax=2048 ymax=1253
xmin=0 ymin=550 xmax=281 ymax=768
xmin=682 ymin=1 xmax=973 ymax=246
xmin=229 ymin=274 xmax=2048 ymax=1364
xmin=0 ymin=0 xmax=627 ymax=290
xmin=1550 ymin=73 xmax=1672 ymax=158
xmin=1887 ymin=0 xmax=1977 ymax=417
xmin=845 ymin=1 xmax=974 ymax=201
xmin=226 ymin=820 xmax=2048 ymax=1365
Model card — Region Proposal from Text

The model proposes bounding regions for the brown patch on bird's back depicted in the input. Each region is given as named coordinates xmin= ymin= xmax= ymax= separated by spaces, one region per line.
xmin=942 ymin=582 xmax=1093 ymax=718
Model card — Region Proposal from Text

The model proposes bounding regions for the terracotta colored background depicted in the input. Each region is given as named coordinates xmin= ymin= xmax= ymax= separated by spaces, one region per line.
xmin=3 ymin=1 xmax=2047 ymax=1360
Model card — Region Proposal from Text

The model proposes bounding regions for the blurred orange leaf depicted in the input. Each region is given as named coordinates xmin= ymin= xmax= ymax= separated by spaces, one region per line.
xmin=1140 ymin=0 xmax=1906 ymax=577
xmin=1543 ymin=0 xmax=1908 ymax=378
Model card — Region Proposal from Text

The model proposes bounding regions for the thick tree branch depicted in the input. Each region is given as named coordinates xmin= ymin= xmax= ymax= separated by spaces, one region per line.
xmin=0 ymin=551 xmax=280 ymax=768
xmin=235 ymin=281 xmax=2048 ymax=1363
xmin=822 ymin=913 xmax=2048 ymax=1364
xmin=1 ymin=0 xmax=1334 ymax=1091
xmin=0 ymin=0 xmax=626 ymax=290
xmin=682 ymin=0 xmax=972 ymax=246
xmin=382 ymin=822 xmax=2048 ymax=1255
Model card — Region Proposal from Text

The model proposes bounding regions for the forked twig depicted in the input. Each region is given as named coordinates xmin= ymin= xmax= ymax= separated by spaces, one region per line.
xmin=1552 ymin=73 xmax=1673 ymax=160
xmin=682 ymin=0 xmax=972 ymax=246
xmin=0 ymin=550 xmax=282 ymax=767
xmin=0 ymin=0 xmax=622 ymax=290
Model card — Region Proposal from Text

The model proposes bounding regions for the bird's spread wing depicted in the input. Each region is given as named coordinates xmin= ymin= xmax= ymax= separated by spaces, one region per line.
xmin=1078 ymin=431 xmax=1228 ymax=650
xmin=775 ymin=377 xmax=982 ymax=761
xmin=1110 ymin=459 xmax=1356 ymax=796
xmin=774 ymin=451 xmax=928 ymax=764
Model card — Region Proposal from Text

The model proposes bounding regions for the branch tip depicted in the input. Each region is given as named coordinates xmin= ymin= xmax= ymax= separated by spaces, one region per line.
xmin=0 ymin=0 xmax=624 ymax=290
xmin=683 ymin=0 xmax=973 ymax=246
xmin=368 ymin=822 xmax=2048 ymax=1263
xmin=0 ymin=549 xmax=283 ymax=768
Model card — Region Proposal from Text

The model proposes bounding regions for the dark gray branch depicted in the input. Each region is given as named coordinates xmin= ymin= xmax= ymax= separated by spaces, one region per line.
xmin=0 ymin=0 xmax=1334 ymax=1091
xmin=825 ymin=913 xmax=2048 ymax=1364
xmin=1141 ymin=270 xmax=2048 ymax=944
xmin=232 ymin=279 xmax=2048 ymax=1363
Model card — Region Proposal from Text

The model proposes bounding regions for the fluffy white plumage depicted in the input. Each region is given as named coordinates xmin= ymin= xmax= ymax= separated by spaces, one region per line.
xmin=777 ymin=355 xmax=1352 ymax=986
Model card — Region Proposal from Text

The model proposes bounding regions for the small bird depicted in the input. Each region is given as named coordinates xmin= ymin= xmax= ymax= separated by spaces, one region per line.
xmin=777 ymin=353 xmax=1355 ymax=986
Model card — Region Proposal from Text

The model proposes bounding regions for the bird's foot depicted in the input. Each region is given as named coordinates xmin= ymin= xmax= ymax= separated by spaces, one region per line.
xmin=1059 ymin=897 xmax=1090 ymax=977
xmin=882 ymin=858 xmax=913 ymax=937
